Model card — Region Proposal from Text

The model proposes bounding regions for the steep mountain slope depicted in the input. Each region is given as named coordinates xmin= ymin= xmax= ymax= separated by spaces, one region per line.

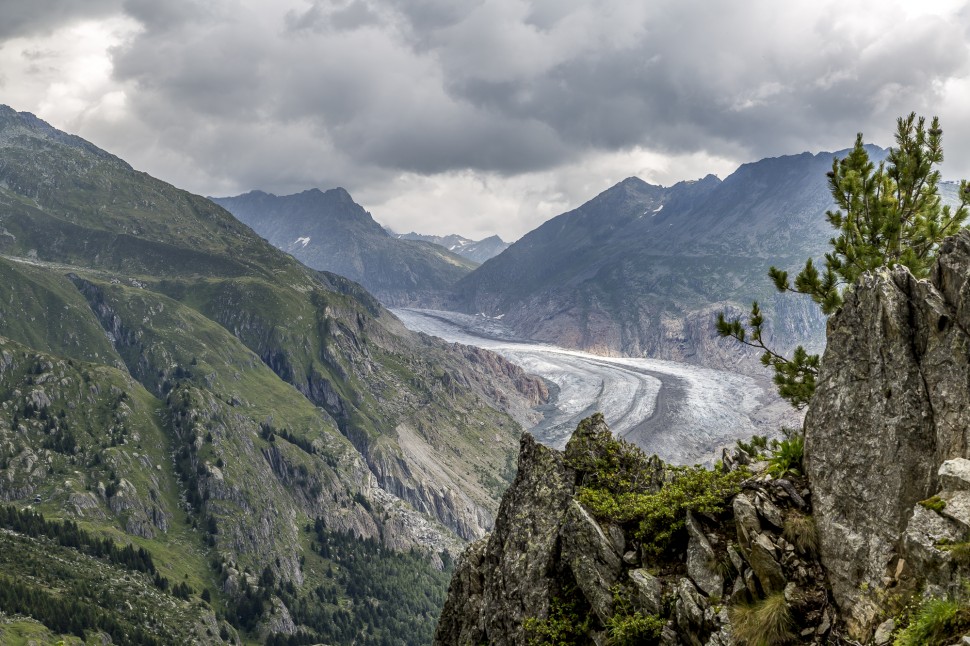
xmin=211 ymin=189 xmax=478 ymax=306
xmin=389 ymin=230 xmax=510 ymax=264
xmin=452 ymin=150 xmax=893 ymax=369
xmin=0 ymin=105 xmax=544 ymax=643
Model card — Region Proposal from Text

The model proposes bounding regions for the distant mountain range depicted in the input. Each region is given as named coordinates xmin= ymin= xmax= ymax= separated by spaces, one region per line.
xmin=214 ymin=147 xmax=918 ymax=374
xmin=212 ymin=189 xmax=478 ymax=306
xmin=449 ymin=149 xmax=893 ymax=370
xmin=386 ymin=229 xmax=510 ymax=264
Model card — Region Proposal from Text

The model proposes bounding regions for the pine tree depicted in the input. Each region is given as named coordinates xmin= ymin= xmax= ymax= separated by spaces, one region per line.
xmin=718 ymin=113 xmax=970 ymax=409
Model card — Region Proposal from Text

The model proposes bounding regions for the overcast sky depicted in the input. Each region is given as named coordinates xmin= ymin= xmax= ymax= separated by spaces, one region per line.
xmin=2 ymin=0 xmax=970 ymax=240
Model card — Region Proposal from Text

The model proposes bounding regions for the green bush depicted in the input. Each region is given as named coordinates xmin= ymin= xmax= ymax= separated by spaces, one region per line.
xmin=736 ymin=435 xmax=769 ymax=459
xmin=577 ymin=463 xmax=748 ymax=555
xmin=920 ymin=496 xmax=947 ymax=513
xmin=565 ymin=413 xmax=658 ymax=496
xmin=524 ymin=591 xmax=593 ymax=646
xmin=605 ymin=611 xmax=664 ymax=645
xmin=604 ymin=584 xmax=665 ymax=645
xmin=729 ymin=592 xmax=794 ymax=645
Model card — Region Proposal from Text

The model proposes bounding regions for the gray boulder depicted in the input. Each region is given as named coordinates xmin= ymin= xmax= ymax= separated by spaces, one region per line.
xmin=685 ymin=511 xmax=724 ymax=598
xmin=939 ymin=458 xmax=970 ymax=492
xmin=629 ymin=568 xmax=664 ymax=615
xmin=747 ymin=533 xmax=786 ymax=594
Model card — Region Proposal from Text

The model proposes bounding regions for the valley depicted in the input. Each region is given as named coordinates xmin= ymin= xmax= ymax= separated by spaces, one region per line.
xmin=393 ymin=308 xmax=798 ymax=464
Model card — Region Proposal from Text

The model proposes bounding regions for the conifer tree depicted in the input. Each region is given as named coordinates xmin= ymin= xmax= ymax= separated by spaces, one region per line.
xmin=718 ymin=113 xmax=970 ymax=409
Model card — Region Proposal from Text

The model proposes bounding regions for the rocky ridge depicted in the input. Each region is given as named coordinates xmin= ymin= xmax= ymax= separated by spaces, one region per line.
xmin=435 ymin=416 xmax=834 ymax=645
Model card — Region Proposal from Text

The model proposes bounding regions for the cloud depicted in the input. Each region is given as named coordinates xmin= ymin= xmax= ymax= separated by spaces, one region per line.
xmin=2 ymin=0 xmax=970 ymax=240
xmin=0 ymin=0 xmax=122 ymax=39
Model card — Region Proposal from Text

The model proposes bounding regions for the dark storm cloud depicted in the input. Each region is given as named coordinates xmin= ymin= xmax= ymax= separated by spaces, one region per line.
xmin=98 ymin=0 xmax=970 ymax=184
xmin=5 ymin=0 xmax=970 ymax=234
xmin=0 ymin=0 xmax=121 ymax=39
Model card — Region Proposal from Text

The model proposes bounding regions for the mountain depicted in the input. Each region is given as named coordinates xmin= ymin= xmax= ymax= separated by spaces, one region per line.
xmin=388 ymin=230 xmax=510 ymax=264
xmin=451 ymin=149 xmax=899 ymax=370
xmin=211 ymin=189 xmax=479 ymax=306
xmin=435 ymin=230 xmax=970 ymax=644
xmin=0 ymin=105 xmax=545 ymax=643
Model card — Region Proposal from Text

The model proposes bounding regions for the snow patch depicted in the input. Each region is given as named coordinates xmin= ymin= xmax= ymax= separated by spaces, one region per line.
xmin=295 ymin=236 xmax=310 ymax=247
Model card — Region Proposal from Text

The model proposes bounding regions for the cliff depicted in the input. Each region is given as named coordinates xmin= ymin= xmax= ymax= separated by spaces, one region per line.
xmin=435 ymin=231 xmax=970 ymax=644
xmin=806 ymin=230 xmax=970 ymax=640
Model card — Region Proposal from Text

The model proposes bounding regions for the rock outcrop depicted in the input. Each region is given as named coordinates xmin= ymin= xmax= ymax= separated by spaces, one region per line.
xmin=805 ymin=230 xmax=970 ymax=639
xmin=435 ymin=415 xmax=834 ymax=645
xmin=434 ymin=433 xmax=576 ymax=645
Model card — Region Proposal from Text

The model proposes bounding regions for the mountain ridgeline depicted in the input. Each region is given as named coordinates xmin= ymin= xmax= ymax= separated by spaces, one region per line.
xmin=0 ymin=105 xmax=546 ymax=644
xmin=212 ymin=189 xmax=479 ymax=306
xmin=450 ymin=150 xmax=901 ymax=370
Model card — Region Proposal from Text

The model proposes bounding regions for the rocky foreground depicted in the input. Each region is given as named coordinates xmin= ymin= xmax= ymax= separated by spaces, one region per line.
xmin=434 ymin=230 xmax=970 ymax=644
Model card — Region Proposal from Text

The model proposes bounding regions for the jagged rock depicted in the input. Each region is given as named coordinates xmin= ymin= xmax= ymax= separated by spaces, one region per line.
xmin=773 ymin=478 xmax=808 ymax=509
xmin=261 ymin=598 xmax=297 ymax=638
xmin=939 ymin=459 xmax=970 ymax=492
xmin=753 ymin=493 xmax=785 ymax=529
xmin=629 ymin=568 xmax=663 ymax=615
xmin=562 ymin=500 xmax=623 ymax=624
xmin=434 ymin=434 xmax=575 ymax=646
xmin=685 ymin=512 xmax=724 ymax=598
xmin=940 ymin=490 xmax=970 ymax=533
xmin=729 ymin=575 xmax=747 ymax=604
xmin=660 ymin=624 xmax=680 ymax=646
xmin=675 ymin=578 xmax=708 ymax=646
xmin=705 ymin=606 xmax=733 ymax=646
xmin=743 ymin=567 xmax=759 ymax=596
xmin=606 ymin=523 xmax=626 ymax=555
xmin=733 ymin=493 xmax=760 ymax=551
xmin=803 ymin=254 xmax=970 ymax=638
xmin=747 ymin=533 xmax=786 ymax=594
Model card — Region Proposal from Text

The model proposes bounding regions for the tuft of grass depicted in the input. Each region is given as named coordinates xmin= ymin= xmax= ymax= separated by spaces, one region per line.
xmin=783 ymin=510 xmax=819 ymax=555
xmin=920 ymin=496 xmax=947 ymax=513
xmin=730 ymin=592 xmax=795 ymax=645
xmin=894 ymin=597 xmax=970 ymax=646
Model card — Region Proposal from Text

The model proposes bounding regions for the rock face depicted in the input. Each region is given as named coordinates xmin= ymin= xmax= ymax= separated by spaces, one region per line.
xmin=434 ymin=433 xmax=576 ymax=645
xmin=805 ymin=230 xmax=970 ymax=639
